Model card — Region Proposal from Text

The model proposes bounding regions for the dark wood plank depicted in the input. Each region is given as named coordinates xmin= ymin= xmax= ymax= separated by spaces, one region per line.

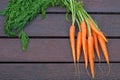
xmin=0 ymin=0 xmax=8 ymax=12
xmin=83 ymin=0 xmax=120 ymax=13
xmin=0 ymin=39 xmax=119 ymax=62
xmin=0 ymin=0 xmax=120 ymax=12
xmin=0 ymin=14 xmax=120 ymax=37
xmin=0 ymin=63 xmax=119 ymax=80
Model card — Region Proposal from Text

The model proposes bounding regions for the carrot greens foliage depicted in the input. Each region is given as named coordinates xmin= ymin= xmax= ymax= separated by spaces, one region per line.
xmin=0 ymin=0 xmax=66 ymax=51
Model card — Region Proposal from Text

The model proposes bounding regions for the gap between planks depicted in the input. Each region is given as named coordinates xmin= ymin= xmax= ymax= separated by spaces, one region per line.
xmin=0 ymin=36 xmax=120 ymax=39
xmin=0 ymin=62 xmax=119 ymax=64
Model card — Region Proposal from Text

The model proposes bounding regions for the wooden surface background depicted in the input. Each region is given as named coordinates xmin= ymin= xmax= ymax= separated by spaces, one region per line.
xmin=0 ymin=0 xmax=120 ymax=80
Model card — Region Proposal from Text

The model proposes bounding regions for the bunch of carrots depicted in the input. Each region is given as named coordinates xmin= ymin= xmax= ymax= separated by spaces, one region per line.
xmin=1 ymin=0 xmax=110 ymax=79
xmin=67 ymin=0 xmax=110 ymax=79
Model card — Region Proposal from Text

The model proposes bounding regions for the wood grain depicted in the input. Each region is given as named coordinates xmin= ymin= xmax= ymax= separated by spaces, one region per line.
xmin=0 ymin=14 xmax=120 ymax=37
xmin=0 ymin=0 xmax=120 ymax=13
xmin=0 ymin=63 xmax=119 ymax=80
xmin=0 ymin=39 xmax=119 ymax=62
xmin=83 ymin=0 xmax=120 ymax=13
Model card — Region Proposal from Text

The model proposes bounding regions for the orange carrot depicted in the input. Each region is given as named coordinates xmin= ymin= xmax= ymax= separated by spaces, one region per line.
xmin=88 ymin=19 xmax=108 ymax=42
xmin=69 ymin=25 xmax=76 ymax=63
xmin=93 ymin=31 xmax=101 ymax=61
xmin=98 ymin=36 xmax=109 ymax=64
xmin=81 ymin=21 xmax=88 ymax=68
xmin=76 ymin=31 xmax=82 ymax=62
xmin=88 ymin=35 xmax=95 ymax=79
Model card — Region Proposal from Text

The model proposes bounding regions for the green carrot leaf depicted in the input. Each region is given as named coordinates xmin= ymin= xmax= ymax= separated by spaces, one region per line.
xmin=19 ymin=31 xmax=29 ymax=51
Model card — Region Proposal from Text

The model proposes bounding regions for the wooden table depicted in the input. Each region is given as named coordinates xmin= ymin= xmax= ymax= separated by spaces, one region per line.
xmin=0 ymin=0 xmax=120 ymax=80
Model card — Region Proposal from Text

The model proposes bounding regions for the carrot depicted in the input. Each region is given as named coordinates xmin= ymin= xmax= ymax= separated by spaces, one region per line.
xmin=88 ymin=35 xmax=95 ymax=79
xmin=81 ymin=21 xmax=88 ymax=68
xmin=69 ymin=25 xmax=76 ymax=63
xmin=76 ymin=31 xmax=82 ymax=62
xmin=93 ymin=31 xmax=101 ymax=61
xmin=98 ymin=35 xmax=109 ymax=64
xmin=88 ymin=19 xmax=108 ymax=42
